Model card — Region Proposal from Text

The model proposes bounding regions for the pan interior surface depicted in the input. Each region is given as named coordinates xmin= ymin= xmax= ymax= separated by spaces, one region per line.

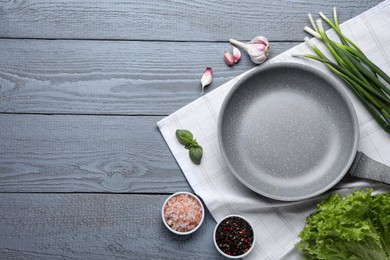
xmin=219 ymin=63 xmax=358 ymax=201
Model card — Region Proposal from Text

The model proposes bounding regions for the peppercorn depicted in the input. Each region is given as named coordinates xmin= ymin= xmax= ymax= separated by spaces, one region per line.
xmin=215 ymin=216 xmax=254 ymax=256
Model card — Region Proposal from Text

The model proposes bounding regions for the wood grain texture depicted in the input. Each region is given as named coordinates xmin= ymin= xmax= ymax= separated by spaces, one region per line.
xmin=0 ymin=194 xmax=223 ymax=259
xmin=0 ymin=1 xmax=380 ymax=258
xmin=0 ymin=40 xmax=297 ymax=115
xmin=0 ymin=0 xmax=381 ymax=41
xmin=0 ymin=114 xmax=190 ymax=193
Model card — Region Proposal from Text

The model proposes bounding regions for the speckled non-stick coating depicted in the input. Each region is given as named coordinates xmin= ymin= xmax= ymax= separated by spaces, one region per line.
xmin=218 ymin=62 xmax=359 ymax=201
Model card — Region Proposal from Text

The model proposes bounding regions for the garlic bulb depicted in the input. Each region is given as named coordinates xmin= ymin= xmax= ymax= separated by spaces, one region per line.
xmin=229 ymin=36 xmax=270 ymax=64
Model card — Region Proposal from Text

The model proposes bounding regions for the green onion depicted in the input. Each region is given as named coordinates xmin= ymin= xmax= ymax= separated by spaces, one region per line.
xmin=294 ymin=7 xmax=390 ymax=134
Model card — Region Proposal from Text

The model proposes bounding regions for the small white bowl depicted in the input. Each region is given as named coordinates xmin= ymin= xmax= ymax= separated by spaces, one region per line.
xmin=213 ymin=214 xmax=256 ymax=259
xmin=161 ymin=191 xmax=205 ymax=235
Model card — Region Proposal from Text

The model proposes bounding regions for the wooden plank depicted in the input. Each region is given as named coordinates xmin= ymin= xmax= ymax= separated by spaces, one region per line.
xmin=0 ymin=40 xmax=298 ymax=115
xmin=0 ymin=0 xmax=381 ymax=41
xmin=0 ymin=114 xmax=189 ymax=193
xmin=0 ymin=194 xmax=223 ymax=259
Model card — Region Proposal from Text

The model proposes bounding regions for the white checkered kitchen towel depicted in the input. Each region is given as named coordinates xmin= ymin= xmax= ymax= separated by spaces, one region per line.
xmin=158 ymin=1 xmax=390 ymax=259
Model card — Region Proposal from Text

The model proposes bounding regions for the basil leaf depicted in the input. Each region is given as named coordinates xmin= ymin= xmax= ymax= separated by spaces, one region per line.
xmin=176 ymin=129 xmax=193 ymax=145
xmin=175 ymin=129 xmax=204 ymax=165
xmin=189 ymin=145 xmax=203 ymax=165
xmin=185 ymin=140 xmax=198 ymax=149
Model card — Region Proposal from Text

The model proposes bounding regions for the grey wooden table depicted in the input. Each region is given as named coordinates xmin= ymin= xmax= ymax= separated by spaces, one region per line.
xmin=0 ymin=1 xmax=382 ymax=259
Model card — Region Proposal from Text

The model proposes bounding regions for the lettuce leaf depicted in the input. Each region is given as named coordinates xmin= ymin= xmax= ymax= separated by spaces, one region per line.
xmin=296 ymin=189 xmax=390 ymax=260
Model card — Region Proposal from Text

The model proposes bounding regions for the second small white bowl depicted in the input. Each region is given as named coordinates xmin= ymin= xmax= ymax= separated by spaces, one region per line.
xmin=213 ymin=214 xmax=256 ymax=258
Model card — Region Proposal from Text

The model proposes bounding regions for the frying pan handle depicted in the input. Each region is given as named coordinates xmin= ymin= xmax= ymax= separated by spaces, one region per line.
xmin=349 ymin=151 xmax=390 ymax=184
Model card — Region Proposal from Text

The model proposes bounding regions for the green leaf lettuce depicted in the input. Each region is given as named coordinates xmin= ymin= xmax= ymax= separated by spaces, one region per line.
xmin=296 ymin=189 xmax=390 ymax=260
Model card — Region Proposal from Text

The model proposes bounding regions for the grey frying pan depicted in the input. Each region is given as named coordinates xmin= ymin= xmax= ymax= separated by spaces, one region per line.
xmin=218 ymin=62 xmax=390 ymax=201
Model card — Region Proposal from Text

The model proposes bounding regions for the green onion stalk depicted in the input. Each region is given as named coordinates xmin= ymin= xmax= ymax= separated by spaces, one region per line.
xmin=293 ymin=7 xmax=390 ymax=134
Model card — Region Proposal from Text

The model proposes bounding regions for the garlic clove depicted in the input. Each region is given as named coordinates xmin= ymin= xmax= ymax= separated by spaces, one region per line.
xmin=200 ymin=67 xmax=212 ymax=94
xmin=224 ymin=51 xmax=234 ymax=66
xmin=232 ymin=46 xmax=241 ymax=63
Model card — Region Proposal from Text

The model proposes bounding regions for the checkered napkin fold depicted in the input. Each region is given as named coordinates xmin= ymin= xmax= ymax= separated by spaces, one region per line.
xmin=158 ymin=1 xmax=390 ymax=259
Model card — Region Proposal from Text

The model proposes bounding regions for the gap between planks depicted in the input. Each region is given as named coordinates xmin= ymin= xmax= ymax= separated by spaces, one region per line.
xmin=0 ymin=37 xmax=303 ymax=43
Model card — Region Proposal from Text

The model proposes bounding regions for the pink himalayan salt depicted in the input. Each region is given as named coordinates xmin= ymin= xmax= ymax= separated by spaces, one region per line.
xmin=164 ymin=194 xmax=203 ymax=232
